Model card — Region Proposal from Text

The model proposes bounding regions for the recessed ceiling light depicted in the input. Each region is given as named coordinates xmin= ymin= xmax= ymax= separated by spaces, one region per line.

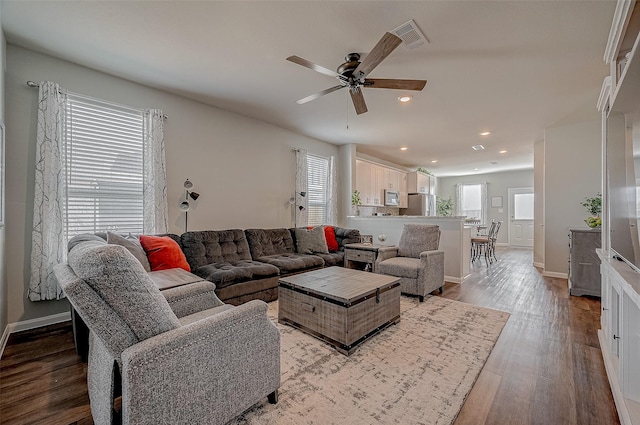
xmin=499 ymin=150 xmax=507 ymax=154
xmin=431 ymin=160 xmax=438 ymax=163
xmin=400 ymin=147 xmax=408 ymax=151
xmin=473 ymin=168 xmax=479 ymax=171
xmin=472 ymin=144 xmax=485 ymax=151
xmin=480 ymin=131 xmax=491 ymax=136
xmin=398 ymin=95 xmax=413 ymax=103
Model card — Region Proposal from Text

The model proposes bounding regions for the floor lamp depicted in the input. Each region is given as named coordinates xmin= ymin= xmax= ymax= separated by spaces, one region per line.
xmin=289 ymin=191 xmax=306 ymax=228
xmin=179 ymin=179 xmax=200 ymax=232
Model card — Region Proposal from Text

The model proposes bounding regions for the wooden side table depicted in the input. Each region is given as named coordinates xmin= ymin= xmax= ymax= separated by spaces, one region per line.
xmin=344 ymin=243 xmax=391 ymax=273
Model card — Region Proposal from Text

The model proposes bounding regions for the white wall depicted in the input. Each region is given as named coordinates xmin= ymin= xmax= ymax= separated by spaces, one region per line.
xmin=437 ymin=169 xmax=534 ymax=245
xmin=543 ymin=116 xmax=601 ymax=275
xmin=5 ymin=45 xmax=339 ymax=324
xmin=533 ymin=140 xmax=544 ymax=267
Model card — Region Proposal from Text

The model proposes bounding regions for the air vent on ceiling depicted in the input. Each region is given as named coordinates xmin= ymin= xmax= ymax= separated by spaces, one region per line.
xmin=392 ymin=20 xmax=429 ymax=49
xmin=472 ymin=145 xmax=485 ymax=151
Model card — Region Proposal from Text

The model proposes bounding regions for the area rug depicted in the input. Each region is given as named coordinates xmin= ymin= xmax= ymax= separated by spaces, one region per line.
xmin=232 ymin=296 xmax=509 ymax=425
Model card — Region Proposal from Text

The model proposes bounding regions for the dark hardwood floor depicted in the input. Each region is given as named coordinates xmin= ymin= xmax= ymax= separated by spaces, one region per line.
xmin=0 ymin=247 xmax=619 ymax=425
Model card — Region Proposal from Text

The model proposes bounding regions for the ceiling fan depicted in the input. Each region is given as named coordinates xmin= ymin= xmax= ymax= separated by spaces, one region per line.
xmin=287 ymin=32 xmax=427 ymax=115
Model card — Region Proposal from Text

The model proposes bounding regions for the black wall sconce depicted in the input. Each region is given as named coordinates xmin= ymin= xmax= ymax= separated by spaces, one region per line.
xmin=180 ymin=179 xmax=201 ymax=231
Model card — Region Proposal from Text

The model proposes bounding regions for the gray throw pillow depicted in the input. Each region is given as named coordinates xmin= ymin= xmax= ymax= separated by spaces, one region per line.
xmin=107 ymin=232 xmax=151 ymax=272
xmin=295 ymin=226 xmax=329 ymax=254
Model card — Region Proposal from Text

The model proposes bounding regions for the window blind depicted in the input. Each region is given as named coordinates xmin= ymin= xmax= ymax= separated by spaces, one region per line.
xmin=65 ymin=95 xmax=145 ymax=237
xmin=307 ymin=154 xmax=329 ymax=226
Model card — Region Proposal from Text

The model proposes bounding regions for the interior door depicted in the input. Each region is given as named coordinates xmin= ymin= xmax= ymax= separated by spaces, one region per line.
xmin=509 ymin=187 xmax=534 ymax=247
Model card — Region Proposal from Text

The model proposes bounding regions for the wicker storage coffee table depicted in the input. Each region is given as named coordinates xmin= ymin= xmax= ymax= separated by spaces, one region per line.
xmin=278 ymin=266 xmax=401 ymax=355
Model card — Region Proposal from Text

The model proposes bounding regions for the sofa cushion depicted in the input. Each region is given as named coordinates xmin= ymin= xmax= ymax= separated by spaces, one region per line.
xmin=295 ymin=226 xmax=329 ymax=254
xmin=377 ymin=256 xmax=420 ymax=279
xmin=254 ymin=253 xmax=324 ymax=274
xmin=324 ymin=226 xmax=339 ymax=252
xmin=107 ymin=232 xmax=151 ymax=272
xmin=68 ymin=233 xmax=107 ymax=252
xmin=314 ymin=251 xmax=344 ymax=267
xmin=193 ymin=260 xmax=279 ymax=289
xmin=334 ymin=227 xmax=361 ymax=250
xmin=140 ymin=235 xmax=191 ymax=272
xmin=245 ymin=228 xmax=296 ymax=258
xmin=181 ymin=230 xmax=252 ymax=269
xmin=66 ymin=241 xmax=181 ymax=343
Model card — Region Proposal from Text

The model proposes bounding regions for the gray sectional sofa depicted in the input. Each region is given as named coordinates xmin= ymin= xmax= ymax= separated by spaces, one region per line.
xmin=181 ymin=226 xmax=360 ymax=305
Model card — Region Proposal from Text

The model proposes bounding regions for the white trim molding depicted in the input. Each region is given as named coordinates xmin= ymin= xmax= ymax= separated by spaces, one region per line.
xmin=533 ymin=261 xmax=544 ymax=268
xmin=542 ymin=270 xmax=569 ymax=279
xmin=0 ymin=312 xmax=71 ymax=358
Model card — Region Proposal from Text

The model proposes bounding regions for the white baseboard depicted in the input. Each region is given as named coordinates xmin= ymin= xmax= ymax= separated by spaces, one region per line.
xmin=533 ymin=262 xmax=544 ymax=268
xmin=542 ymin=270 xmax=568 ymax=279
xmin=445 ymin=273 xmax=470 ymax=284
xmin=496 ymin=242 xmax=510 ymax=247
xmin=0 ymin=312 xmax=71 ymax=358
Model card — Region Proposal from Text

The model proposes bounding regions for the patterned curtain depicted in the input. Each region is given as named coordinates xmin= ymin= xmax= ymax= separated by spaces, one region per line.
xmin=143 ymin=109 xmax=168 ymax=234
xmin=28 ymin=81 xmax=67 ymax=301
xmin=295 ymin=148 xmax=308 ymax=227
xmin=455 ymin=184 xmax=464 ymax=217
xmin=327 ymin=156 xmax=338 ymax=225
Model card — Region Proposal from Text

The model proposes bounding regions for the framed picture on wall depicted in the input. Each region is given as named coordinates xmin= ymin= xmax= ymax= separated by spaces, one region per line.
xmin=491 ymin=196 xmax=503 ymax=208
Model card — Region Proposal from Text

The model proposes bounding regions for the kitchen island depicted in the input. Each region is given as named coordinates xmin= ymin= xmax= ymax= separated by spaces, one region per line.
xmin=346 ymin=216 xmax=471 ymax=283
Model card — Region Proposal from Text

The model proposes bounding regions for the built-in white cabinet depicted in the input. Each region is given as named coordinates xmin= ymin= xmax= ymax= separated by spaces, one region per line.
xmin=407 ymin=171 xmax=433 ymax=194
xmin=598 ymin=2 xmax=640 ymax=424
xmin=354 ymin=158 xmax=408 ymax=207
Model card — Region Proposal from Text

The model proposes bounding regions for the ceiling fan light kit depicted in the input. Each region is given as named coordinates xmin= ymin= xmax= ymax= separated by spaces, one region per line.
xmin=287 ymin=31 xmax=427 ymax=115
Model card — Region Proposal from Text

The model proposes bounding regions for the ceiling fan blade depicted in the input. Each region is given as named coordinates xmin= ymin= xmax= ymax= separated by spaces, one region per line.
xmin=365 ymin=78 xmax=427 ymax=91
xmin=296 ymin=85 xmax=345 ymax=104
xmin=349 ymin=87 xmax=368 ymax=115
xmin=287 ymin=55 xmax=341 ymax=78
xmin=352 ymin=32 xmax=403 ymax=81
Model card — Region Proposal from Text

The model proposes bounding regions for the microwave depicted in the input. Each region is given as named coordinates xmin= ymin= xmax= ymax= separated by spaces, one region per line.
xmin=384 ymin=190 xmax=400 ymax=206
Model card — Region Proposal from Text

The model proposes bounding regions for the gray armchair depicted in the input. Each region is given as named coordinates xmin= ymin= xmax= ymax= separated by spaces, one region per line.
xmin=375 ymin=224 xmax=445 ymax=302
xmin=54 ymin=239 xmax=280 ymax=425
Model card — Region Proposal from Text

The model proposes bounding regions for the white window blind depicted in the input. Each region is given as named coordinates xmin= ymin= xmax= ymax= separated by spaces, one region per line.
xmin=456 ymin=183 xmax=488 ymax=224
xmin=307 ymin=154 xmax=330 ymax=226
xmin=65 ymin=95 xmax=145 ymax=237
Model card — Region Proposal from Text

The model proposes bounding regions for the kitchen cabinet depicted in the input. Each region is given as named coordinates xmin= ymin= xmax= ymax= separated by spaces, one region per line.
xmin=407 ymin=171 xmax=431 ymax=194
xmin=355 ymin=158 xmax=408 ymax=207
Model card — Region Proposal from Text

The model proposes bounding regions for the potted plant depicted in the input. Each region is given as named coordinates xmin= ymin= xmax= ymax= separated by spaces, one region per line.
xmin=580 ymin=192 xmax=602 ymax=228
xmin=436 ymin=196 xmax=454 ymax=217
xmin=352 ymin=189 xmax=362 ymax=216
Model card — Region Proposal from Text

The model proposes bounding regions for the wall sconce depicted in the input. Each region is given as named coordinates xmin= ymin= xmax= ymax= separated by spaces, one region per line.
xmin=181 ymin=179 xmax=201 ymax=231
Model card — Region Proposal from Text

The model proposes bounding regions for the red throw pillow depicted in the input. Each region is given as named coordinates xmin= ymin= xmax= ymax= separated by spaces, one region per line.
xmin=324 ymin=226 xmax=339 ymax=252
xmin=139 ymin=235 xmax=190 ymax=272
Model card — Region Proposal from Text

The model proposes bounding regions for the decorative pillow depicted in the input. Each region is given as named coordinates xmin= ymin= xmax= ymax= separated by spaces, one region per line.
xmin=295 ymin=226 xmax=329 ymax=254
xmin=324 ymin=226 xmax=339 ymax=252
xmin=107 ymin=232 xmax=151 ymax=272
xmin=139 ymin=235 xmax=191 ymax=272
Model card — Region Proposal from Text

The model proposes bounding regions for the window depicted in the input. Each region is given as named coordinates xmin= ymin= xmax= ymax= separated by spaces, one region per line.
xmin=307 ymin=154 xmax=330 ymax=226
xmin=65 ymin=95 xmax=145 ymax=237
xmin=456 ymin=183 xmax=487 ymax=224
xmin=514 ymin=193 xmax=534 ymax=220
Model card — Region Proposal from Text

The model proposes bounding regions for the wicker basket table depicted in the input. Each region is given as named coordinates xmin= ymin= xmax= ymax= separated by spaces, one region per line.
xmin=278 ymin=266 xmax=400 ymax=355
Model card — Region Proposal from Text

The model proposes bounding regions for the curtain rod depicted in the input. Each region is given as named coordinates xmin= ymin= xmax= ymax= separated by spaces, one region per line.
xmin=26 ymin=81 xmax=168 ymax=120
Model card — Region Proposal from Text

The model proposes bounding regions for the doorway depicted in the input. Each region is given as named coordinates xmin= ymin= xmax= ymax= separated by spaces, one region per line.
xmin=508 ymin=187 xmax=534 ymax=247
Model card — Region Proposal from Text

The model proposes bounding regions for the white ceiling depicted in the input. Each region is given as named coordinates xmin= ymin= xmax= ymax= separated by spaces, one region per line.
xmin=1 ymin=1 xmax=615 ymax=176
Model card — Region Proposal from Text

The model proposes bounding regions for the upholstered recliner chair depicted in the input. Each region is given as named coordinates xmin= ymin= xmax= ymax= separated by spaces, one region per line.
xmin=375 ymin=224 xmax=445 ymax=302
xmin=54 ymin=239 xmax=280 ymax=425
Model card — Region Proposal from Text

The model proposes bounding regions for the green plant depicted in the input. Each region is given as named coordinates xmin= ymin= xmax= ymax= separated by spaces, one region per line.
xmin=416 ymin=167 xmax=433 ymax=175
xmin=436 ymin=196 xmax=454 ymax=217
xmin=352 ymin=189 xmax=362 ymax=206
xmin=580 ymin=192 xmax=602 ymax=216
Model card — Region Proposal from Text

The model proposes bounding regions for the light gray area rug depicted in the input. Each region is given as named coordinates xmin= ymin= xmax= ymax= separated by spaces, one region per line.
xmin=233 ymin=296 xmax=509 ymax=425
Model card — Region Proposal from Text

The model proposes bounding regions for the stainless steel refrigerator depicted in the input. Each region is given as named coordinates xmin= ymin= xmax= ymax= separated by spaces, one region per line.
xmin=406 ymin=193 xmax=436 ymax=216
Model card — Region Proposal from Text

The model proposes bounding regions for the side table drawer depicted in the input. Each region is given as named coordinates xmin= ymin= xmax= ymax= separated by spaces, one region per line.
xmin=345 ymin=249 xmax=375 ymax=263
